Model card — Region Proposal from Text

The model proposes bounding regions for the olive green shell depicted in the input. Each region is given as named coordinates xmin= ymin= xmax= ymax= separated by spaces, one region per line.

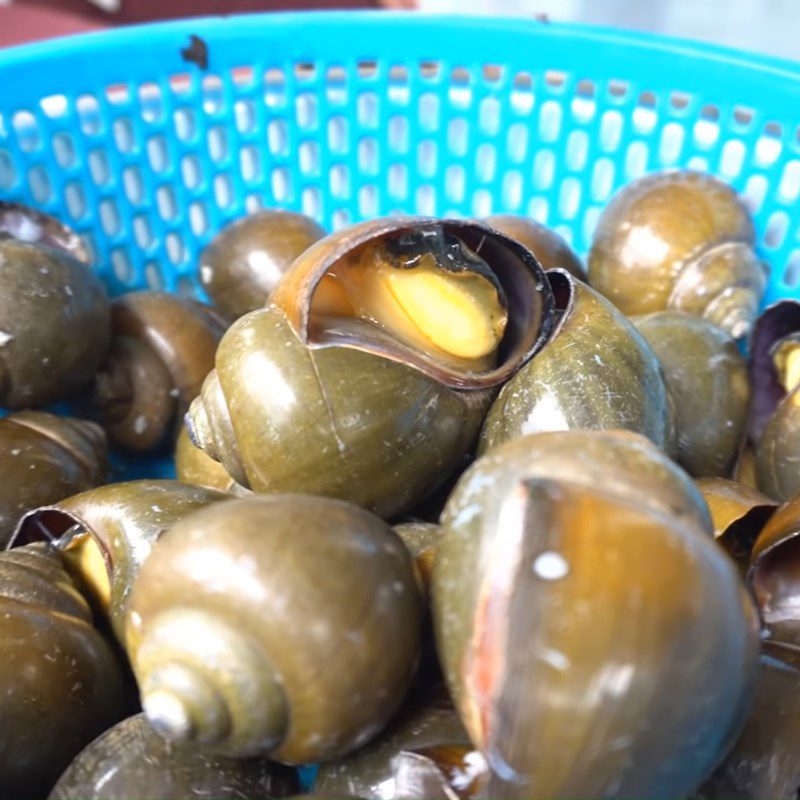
xmin=588 ymin=170 xmax=765 ymax=339
xmin=755 ymin=399 xmax=800 ymax=502
xmin=48 ymin=713 xmax=299 ymax=800
xmin=0 ymin=239 xmax=110 ymax=408
xmin=174 ymin=426 xmax=249 ymax=495
xmin=13 ymin=480 xmax=231 ymax=642
xmin=0 ymin=412 xmax=107 ymax=547
xmin=315 ymin=699 xmax=473 ymax=800
xmin=633 ymin=311 xmax=750 ymax=478
xmin=479 ymin=270 xmax=677 ymax=457
xmin=190 ymin=304 xmax=491 ymax=518
xmin=128 ymin=495 xmax=423 ymax=763
xmin=483 ymin=214 xmax=586 ymax=280
xmin=188 ymin=217 xmax=555 ymax=519
xmin=393 ymin=522 xmax=442 ymax=599
xmin=92 ymin=292 xmax=227 ymax=452
xmin=697 ymin=651 xmax=800 ymax=800
xmin=0 ymin=543 xmax=125 ymax=799
xmin=200 ymin=210 xmax=326 ymax=320
xmin=433 ymin=432 xmax=758 ymax=798
xmin=696 ymin=478 xmax=777 ymax=571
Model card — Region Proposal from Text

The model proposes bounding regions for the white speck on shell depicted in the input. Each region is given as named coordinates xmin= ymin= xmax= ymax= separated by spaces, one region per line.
xmin=532 ymin=551 xmax=569 ymax=580
xmin=0 ymin=331 xmax=14 ymax=346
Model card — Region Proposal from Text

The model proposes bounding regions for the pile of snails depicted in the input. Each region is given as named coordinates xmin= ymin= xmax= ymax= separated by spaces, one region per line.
xmin=2 ymin=168 xmax=800 ymax=800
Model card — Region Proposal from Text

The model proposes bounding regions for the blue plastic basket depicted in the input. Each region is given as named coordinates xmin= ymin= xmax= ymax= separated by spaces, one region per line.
xmin=2 ymin=10 xmax=800 ymax=483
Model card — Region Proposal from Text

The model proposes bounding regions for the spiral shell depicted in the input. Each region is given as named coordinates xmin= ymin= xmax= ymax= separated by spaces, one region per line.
xmin=0 ymin=543 xmax=125 ymax=799
xmin=433 ymin=430 xmax=758 ymax=798
xmin=589 ymin=170 xmax=766 ymax=340
xmin=483 ymin=214 xmax=586 ymax=280
xmin=479 ymin=269 xmax=677 ymax=456
xmin=49 ymin=713 xmax=299 ymax=800
xmin=187 ymin=217 xmax=555 ymax=518
xmin=633 ymin=311 xmax=750 ymax=478
xmin=0 ymin=411 xmax=107 ymax=547
xmin=13 ymin=480 xmax=231 ymax=642
xmin=127 ymin=495 xmax=423 ymax=762
xmin=200 ymin=209 xmax=326 ymax=320
xmin=92 ymin=292 xmax=227 ymax=452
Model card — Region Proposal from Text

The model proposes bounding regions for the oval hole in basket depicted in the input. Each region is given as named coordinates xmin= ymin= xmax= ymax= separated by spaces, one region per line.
xmin=64 ymin=182 xmax=86 ymax=220
xmin=27 ymin=166 xmax=52 ymax=203
xmin=765 ymin=211 xmax=790 ymax=249
xmin=471 ymin=188 xmax=492 ymax=217
xmin=591 ymin=158 xmax=614 ymax=202
xmin=358 ymin=137 xmax=379 ymax=176
xmin=297 ymin=140 xmax=319 ymax=177
xmin=779 ymin=160 xmax=800 ymax=203
xmin=388 ymin=164 xmax=407 ymax=200
xmin=445 ymin=164 xmax=465 ymax=203
xmin=189 ymin=202 xmax=208 ymax=235
xmin=720 ymin=139 xmax=746 ymax=179
xmin=302 ymin=186 xmax=322 ymax=220
xmin=506 ymin=122 xmax=528 ymax=164
xmin=52 ymin=133 xmax=76 ymax=168
xmin=156 ymin=186 xmax=178 ymax=221
xmin=502 ymin=170 xmax=523 ymax=211
xmin=599 ymin=110 xmax=623 ymax=152
xmin=447 ymin=118 xmax=468 ymax=158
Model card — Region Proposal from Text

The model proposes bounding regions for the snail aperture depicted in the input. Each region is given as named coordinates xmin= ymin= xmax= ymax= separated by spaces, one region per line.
xmin=187 ymin=217 xmax=555 ymax=518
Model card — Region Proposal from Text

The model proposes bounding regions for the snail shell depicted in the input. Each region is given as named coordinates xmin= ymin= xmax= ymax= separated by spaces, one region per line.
xmin=479 ymin=269 xmax=677 ymax=457
xmin=432 ymin=431 xmax=758 ymax=798
xmin=697 ymin=649 xmax=800 ymax=800
xmin=12 ymin=480 xmax=231 ymax=642
xmin=174 ymin=426 xmax=249 ymax=495
xmin=696 ymin=478 xmax=777 ymax=572
xmin=0 ymin=411 xmax=107 ymax=547
xmin=748 ymin=300 xmax=800 ymax=501
xmin=588 ymin=170 xmax=767 ymax=340
xmin=127 ymin=495 xmax=423 ymax=762
xmin=200 ymin=209 xmax=326 ymax=320
xmin=48 ymin=713 xmax=299 ymax=800
xmin=187 ymin=217 xmax=555 ymax=518
xmin=0 ymin=543 xmax=126 ymax=799
xmin=0 ymin=201 xmax=91 ymax=263
xmin=316 ymin=697 xmax=482 ymax=800
xmin=483 ymin=214 xmax=586 ymax=280
xmin=92 ymin=292 xmax=227 ymax=453
xmin=0 ymin=226 xmax=110 ymax=408
xmin=633 ymin=311 xmax=750 ymax=478
xmin=747 ymin=494 xmax=800 ymax=648
xmin=393 ymin=522 xmax=442 ymax=599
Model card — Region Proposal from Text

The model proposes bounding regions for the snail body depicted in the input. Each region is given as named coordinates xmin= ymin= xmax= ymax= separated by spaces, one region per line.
xmin=127 ymin=495 xmax=423 ymax=762
xmin=588 ymin=170 xmax=766 ymax=339
xmin=0 ymin=543 xmax=125 ymax=799
xmin=0 ymin=411 xmax=107 ymax=547
xmin=200 ymin=209 xmax=326 ymax=320
xmin=433 ymin=431 xmax=758 ymax=799
xmin=315 ymin=699 xmax=484 ymax=800
xmin=633 ymin=311 xmax=750 ymax=477
xmin=13 ymin=480 xmax=231 ymax=642
xmin=92 ymin=292 xmax=227 ymax=452
xmin=0 ymin=204 xmax=110 ymax=408
xmin=483 ymin=214 xmax=586 ymax=280
xmin=188 ymin=218 xmax=554 ymax=518
xmin=48 ymin=713 xmax=299 ymax=800
xmin=479 ymin=270 xmax=676 ymax=456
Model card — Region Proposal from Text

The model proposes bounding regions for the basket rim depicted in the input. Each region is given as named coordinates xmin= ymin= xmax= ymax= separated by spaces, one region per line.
xmin=0 ymin=10 xmax=799 ymax=84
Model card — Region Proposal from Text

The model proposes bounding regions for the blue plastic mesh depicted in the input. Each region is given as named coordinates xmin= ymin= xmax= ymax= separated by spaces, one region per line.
xmin=2 ymin=12 xmax=800 ymax=307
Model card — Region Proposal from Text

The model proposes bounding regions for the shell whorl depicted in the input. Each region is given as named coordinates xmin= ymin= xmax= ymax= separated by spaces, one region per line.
xmin=186 ymin=370 xmax=247 ymax=487
xmin=133 ymin=608 xmax=288 ymax=756
xmin=669 ymin=241 xmax=767 ymax=340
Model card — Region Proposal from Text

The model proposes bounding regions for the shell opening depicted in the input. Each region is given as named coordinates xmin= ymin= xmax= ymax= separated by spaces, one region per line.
xmin=311 ymin=226 xmax=508 ymax=370
xmin=771 ymin=333 xmax=800 ymax=397
xmin=12 ymin=510 xmax=112 ymax=615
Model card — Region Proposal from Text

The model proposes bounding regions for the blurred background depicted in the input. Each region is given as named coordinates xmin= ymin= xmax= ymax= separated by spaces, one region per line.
xmin=0 ymin=0 xmax=794 ymax=59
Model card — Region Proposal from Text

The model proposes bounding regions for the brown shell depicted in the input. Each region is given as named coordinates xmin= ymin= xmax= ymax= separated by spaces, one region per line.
xmin=0 ymin=543 xmax=125 ymax=799
xmin=696 ymin=478 xmax=777 ymax=570
xmin=0 ymin=412 xmax=107 ymax=547
xmin=93 ymin=292 xmax=227 ymax=452
xmin=269 ymin=216 xmax=555 ymax=390
xmin=748 ymin=494 xmax=800 ymax=647
xmin=483 ymin=214 xmax=586 ymax=280
xmin=12 ymin=480 xmax=232 ymax=642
